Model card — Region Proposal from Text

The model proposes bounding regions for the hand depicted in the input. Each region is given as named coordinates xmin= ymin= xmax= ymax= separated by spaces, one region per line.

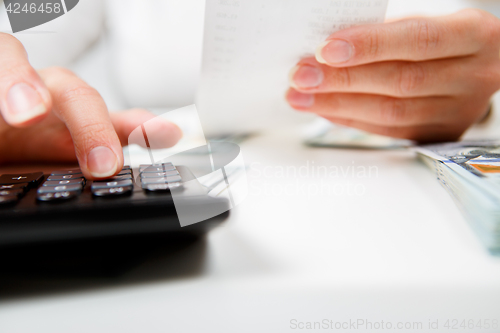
xmin=286 ymin=9 xmax=500 ymax=143
xmin=0 ymin=33 xmax=182 ymax=179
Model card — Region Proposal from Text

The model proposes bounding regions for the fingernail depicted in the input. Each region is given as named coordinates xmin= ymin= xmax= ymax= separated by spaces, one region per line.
xmin=290 ymin=65 xmax=324 ymax=89
xmin=316 ymin=39 xmax=353 ymax=64
xmin=286 ymin=90 xmax=315 ymax=109
xmin=87 ymin=146 xmax=119 ymax=178
xmin=6 ymin=83 xmax=46 ymax=124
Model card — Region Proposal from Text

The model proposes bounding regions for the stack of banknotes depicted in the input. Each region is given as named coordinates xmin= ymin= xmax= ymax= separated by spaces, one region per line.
xmin=415 ymin=141 xmax=500 ymax=254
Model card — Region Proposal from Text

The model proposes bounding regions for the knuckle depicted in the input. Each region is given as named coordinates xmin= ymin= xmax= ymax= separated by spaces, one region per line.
xmin=57 ymin=84 xmax=99 ymax=104
xmin=380 ymin=98 xmax=409 ymax=125
xmin=329 ymin=68 xmax=352 ymax=89
xmin=43 ymin=66 xmax=76 ymax=78
xmin=459 ymin=9 xmax=500 ymax=46
xmin=73 ymin=121 xmax=110 ymax=145
xmin=365 ymin=28 xmax=381 ymax=59
xmin=396 ymin=62 xmax=426 ymax=96
xmin=409 ymin=19 xmax=440 ymax=56
xmin=479 ymin=13 xmax=500 ymax=45
xmin=0 ymin=62 xmax=38 ymax=82
xmin=324 ymin=94 xmax=342 ymax=114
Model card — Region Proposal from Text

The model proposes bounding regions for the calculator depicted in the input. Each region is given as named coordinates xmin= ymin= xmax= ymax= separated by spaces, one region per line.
xmin=0 ymin=163 xmax=230 ymax=246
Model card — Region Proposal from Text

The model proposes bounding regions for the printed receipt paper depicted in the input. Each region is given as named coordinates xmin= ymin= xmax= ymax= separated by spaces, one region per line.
xmin=197 ymin=0 xmax=389 ymax=134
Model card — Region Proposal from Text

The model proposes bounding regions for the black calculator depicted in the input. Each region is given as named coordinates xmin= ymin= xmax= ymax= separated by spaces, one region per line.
xmin=0 ymin=163 xmax=229 ymax=246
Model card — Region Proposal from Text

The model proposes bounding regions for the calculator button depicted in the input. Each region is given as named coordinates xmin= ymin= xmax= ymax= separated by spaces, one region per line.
xmin=139 ymin=165 xmax=164 ymax=173
xmin=92 ymin=186 xmax=133 ymax=197
xmin=0 ymin=172 xmax=43 ymax=186
xmin=0 ymin=183 xmax=29 ymax=191
xmin=50 ymin=169 xmax=82 ymax=175
xmin=102 ymin=175 xmax=132 ymax=181
xmin=91 ymin=179 xmax=133 ymax=189
xmin=37 ymin=184 xmax=83 ymax=193
xmin=43 ymin=179 xmax=84 ymax=187
xmin=121 ymin=165 xmax=131 ymax=170
xmin=47 ymin=174 xmax=84 ymax=181
xmin=140 ymin=171 xmax=179 ymax=179
xmin=140 ymin=176 xmax=182 ymax=185
xmin=0 ymin=195 xmax=18 ymax=206
xmin=37 ymin=191 xmax=80 ymax=202
xmin=162 ymin=165 xmax=176 ymax=172
xmin=117 ymin=169 xmax=132 ymax=176
xmin=0 ymin=189 xmax=24 ymax=197
xmin=143 ymin=182 xmax=182 ymax=192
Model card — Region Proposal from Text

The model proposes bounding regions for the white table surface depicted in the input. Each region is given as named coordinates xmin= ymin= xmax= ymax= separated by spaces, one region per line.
xmin=1 ymin=128 xmax=500 ymax=333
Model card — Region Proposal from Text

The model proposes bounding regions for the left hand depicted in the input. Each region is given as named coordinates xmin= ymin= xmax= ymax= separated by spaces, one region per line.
xmin=286 ymin=9 xmax=500 ymax=143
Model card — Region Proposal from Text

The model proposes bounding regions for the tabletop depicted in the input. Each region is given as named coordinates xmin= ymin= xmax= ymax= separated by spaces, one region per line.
xmin=1 ymin=127 xmax=500 ymax=333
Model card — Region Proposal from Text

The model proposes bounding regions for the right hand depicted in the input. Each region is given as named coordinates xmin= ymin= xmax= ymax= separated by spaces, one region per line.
xmin=0 ymin=33 xmax=182 ymax=179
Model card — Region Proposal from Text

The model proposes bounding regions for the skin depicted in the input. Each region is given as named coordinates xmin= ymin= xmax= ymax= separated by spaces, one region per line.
xmin=0 ymin=33 xmax=182 ymax=179
xmin=287 ymin=9 xmax=500 ymax=143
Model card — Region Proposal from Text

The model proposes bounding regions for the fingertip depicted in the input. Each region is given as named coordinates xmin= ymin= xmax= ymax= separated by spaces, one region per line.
xmin=315 ymin=41 xmax=330 ymax=65
xmin=167 ymin=121 xmax=183 ymax=147
xmin=86 ymin=145 xmax=122 ymax=179
xmin=315 ymin=39 xmax=353 ymax=66
xmin=286 ymin=88 xmax=315 ymax=111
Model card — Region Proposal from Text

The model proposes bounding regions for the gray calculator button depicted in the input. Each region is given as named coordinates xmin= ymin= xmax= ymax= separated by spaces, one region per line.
xmin=140 ymin=171 xmax=179 ymax=179
xmin=139 ymin=165 xmax=164 ymax=173
xmin=117 ymin=169 xmax=132 ymax=176
xmin=43 ymin=179 xmax=83 ymax=186
xmin=37 ymin=184 xmax=82 ymax=193
xmin=50 ymin=169 xmax=81 ymax=175
xmin=92 ymin=186 xmax=133 ymax=197
xmin=91 ymin=179 xmax=133 ymax=189
xmin=37 ymin=191 xmax=80 ymax=202
xmin=104 ymin=175 xmax=132 ymax=181
xmin=163 ymin=165 xmax=176 ymax=172
xmin=47 ymin=174 xmax=84 ymax=181
xmin=143 ymin=182 xmax=182 ymax=191
xmin=140 ymin=176 xmax=182 ymax=185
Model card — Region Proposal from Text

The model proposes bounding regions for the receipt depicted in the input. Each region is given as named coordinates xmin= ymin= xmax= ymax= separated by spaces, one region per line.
xmin=197 ymin=0 xmax=389 ymax=135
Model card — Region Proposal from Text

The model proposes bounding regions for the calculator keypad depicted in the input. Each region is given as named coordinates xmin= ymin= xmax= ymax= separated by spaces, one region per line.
xmin=139 ymin=163 xmax=182 ymax=191
xmin=92 ymin=186 xmax=133 ymax=197
xmin=0 ymin=163 xmax=182 ymax=206
xmin=90 ymin=168 xmax=134 ymax=197
xmin=37 ymin=190 xmax=81 ymax=202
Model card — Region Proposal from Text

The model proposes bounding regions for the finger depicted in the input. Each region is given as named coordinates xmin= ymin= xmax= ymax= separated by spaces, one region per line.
xmin=316 ymin=9 xmax=500 ymax=67
xmin=109 ymin=108 xmax=183 ymax=147
xmin=39 ymin=67 xmax=123 ymax=180
xmin=321 ymin=116 xmax=465 ymax=143
xmin=0 ymin=113 xmax=77 ymax=163
xmin=285 ymin=88 xmax=457 ymax=127
xmin=290 ymin=57 xmax=477 ymax=98
xmin=0 ymin=33 xmax=52 ymax=126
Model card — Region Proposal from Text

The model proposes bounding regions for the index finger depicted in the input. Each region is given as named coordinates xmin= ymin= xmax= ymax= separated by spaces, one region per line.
xmin=316 ymin=9 xmax=500 ymax=67
xmin=39 ymin=67 xmax=123 ymax=180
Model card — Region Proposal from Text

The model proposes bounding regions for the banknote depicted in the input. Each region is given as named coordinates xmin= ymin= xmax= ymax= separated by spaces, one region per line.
xmin=416 ymin=141 xmax=500 ymax=254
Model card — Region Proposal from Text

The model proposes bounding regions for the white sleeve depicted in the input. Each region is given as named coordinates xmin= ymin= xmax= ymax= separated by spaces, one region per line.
xmin=0 ymin=0 xmax=105 ymax=69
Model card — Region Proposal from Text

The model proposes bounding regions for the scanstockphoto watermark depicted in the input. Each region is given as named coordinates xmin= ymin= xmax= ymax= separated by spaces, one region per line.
xmin=289 ymin=318 xmax=500 ymax=331
xmin=290 ymin=319 xmax=425 ymax=331
xmin=249 ymin=161 xmax=379 ymax=197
